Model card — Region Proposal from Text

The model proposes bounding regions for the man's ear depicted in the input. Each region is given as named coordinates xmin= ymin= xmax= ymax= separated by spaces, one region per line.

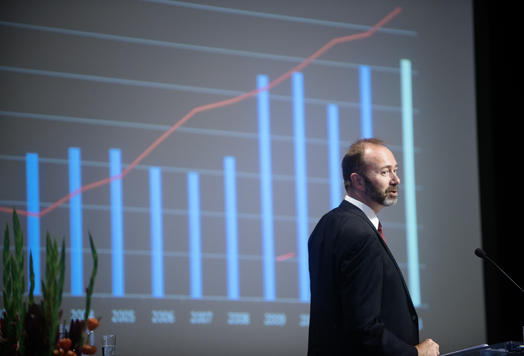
xmin=350 ymin=173 xmax=365 ymax=191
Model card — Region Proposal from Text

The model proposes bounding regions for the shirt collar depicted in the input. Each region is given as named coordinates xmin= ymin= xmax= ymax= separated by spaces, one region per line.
xmin=344 ymin=195 xmax=379 ymax=229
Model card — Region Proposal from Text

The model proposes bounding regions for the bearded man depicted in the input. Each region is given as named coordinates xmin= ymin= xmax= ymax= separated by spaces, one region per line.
xmin=307 ymin=138 xmax=439 ymax=356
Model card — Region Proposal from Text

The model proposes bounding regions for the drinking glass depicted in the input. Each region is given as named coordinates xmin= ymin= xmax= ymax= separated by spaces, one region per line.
xmin=100 ymin=335 xmax=116 ymax=356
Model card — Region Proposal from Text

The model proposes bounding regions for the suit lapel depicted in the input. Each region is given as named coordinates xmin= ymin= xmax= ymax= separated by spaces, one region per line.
xmin=339 ymin=200 xmax=417 ymax=312
xmin=339 ymin=200 xmax=385 ymax=245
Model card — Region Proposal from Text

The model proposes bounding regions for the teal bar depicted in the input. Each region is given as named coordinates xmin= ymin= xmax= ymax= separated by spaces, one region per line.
xmin=400 ymin=59 xmax=421 ymax=307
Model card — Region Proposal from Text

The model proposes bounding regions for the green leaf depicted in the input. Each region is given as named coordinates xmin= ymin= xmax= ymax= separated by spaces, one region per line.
xmin=3 ymin=253 xmax=12 ymax=298
xmin=17 ymin=302 xmax=26 ymax=355
xmin=46 ymin=233 xmax=52 ymax=287
xmin=3 ymin=222 xmax=9 ymax=288
xmin=2 ymin=288 xmax=10 ymax=313
xmin=41 ymin=280 xmax=47 ymax=300
xmin=84 ymin=232 xmax=98 ymax=323
xmin=29 ymin=251 xmax=35 ymax=305
xmin=5 ymin=263 xmax=12 ymax=298
xmin=13 ymin=209 xmax=24 ymax=273
xmin=57 ymin=239 xmax=66 ymax=309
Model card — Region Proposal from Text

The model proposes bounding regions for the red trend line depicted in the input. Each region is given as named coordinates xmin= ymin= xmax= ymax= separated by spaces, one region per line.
xmin=0 ymin=7 xmax=402 ymax=218
xmin=276 ymin=252 xmax=295 ymax=262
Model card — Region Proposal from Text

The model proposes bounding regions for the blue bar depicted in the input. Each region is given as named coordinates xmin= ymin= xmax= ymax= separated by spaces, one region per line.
xmin=257 ymin=74 xmax=275 ymax=301
xmin=359 ymin=65 xmax=373 ymax=138
xmin=26 ymin=153 xmax=40 ymax=295
xmin=327 ymin=104 xmax=341 ymax=209
xmin=68 ymin=148 xmax=83 ymax=296
xmin=188 ymin=172 xmax=202 ymax=299
xmin=224 ymin=156 xmax=239 ymax=300
xmin=110 ymin=149 xmax=124 ymax=297
xmin=401 ymin=59 xmax=421 ymax=307
xmin=292 ymin=72 xmax=310 ymax=302
xmin=149 ymin=167 xmax=164 ymax=298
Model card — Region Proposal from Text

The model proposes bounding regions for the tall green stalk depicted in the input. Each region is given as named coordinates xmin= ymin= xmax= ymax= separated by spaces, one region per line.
xmin=2 ymin=224 xmax=15 ymax=356
xmin=42 ymin=233 xmax=65 ymax=356
xmin=80 ymin=233 xmax=98 ymax=349
xmin=1 ymin=210 xmax=27 ymax=356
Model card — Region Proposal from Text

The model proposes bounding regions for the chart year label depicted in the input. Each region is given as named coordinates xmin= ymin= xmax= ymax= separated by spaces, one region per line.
xmin=152 ymin=310 xmax=175 ymax=324
xmin=70 ymin=309 xmax=95 ymax=320
xmin=227 ymin=312 xmax=250 ymax=325
xmin=190 ymin=311 xmax=213 ymax=324
xmin=111 ymin=309 xmax=136 ymax=323
xmin=263 ymin=313 xmax=286 ymax=326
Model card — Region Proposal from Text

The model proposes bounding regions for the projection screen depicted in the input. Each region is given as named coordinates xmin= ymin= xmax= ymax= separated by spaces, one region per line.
xmin=0 ymin=1 xmax=483 ymax=355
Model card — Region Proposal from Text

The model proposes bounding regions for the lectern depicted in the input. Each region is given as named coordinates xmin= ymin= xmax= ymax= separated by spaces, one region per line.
xmin=443 ymin=341 xmax=524 ymax=355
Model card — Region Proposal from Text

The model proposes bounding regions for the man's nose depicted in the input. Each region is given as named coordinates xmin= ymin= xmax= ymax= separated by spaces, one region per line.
xmin=391 ymin=172 xmax=400 ymax=185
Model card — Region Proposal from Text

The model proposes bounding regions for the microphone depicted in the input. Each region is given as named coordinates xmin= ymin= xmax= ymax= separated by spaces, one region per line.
xmin=474 ymin=248 xmax=486 ymax=259
xmin=475 ymin=248 xmax=524 ymax=294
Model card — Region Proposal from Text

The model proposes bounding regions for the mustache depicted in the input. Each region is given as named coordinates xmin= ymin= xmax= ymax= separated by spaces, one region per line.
xmin=386 ymin=186 xmax=399 ymax=193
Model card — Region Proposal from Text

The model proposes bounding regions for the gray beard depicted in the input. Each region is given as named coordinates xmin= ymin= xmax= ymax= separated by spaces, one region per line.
xmin=382 ymin=195 xmax=398 ymax=206
xmin=363 ymin=174 xmax=398 ymax=207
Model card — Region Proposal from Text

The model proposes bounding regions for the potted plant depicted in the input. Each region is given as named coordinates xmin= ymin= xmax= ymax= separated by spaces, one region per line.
xmin=1 ymin=210 xmax=99 ymax=356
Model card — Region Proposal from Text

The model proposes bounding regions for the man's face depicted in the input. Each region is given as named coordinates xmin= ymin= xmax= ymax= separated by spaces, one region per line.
xmin=363 ymin=174 xmax=398 ymax=206
xmin=362 ymin=145 xmax=400 ymax=207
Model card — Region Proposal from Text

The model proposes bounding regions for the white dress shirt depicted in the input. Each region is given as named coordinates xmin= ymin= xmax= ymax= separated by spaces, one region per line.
xmin=344 ymin=195 xmax=380 ymax=230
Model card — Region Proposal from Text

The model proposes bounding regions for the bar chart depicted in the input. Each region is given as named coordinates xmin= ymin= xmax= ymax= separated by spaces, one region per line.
xmin=5 ymin=58 xmax=418 ymax=305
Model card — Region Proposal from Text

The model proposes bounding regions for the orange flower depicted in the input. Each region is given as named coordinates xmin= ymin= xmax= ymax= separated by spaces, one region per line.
xmin=58 ymin=338 xmax=72 ymax=351
xmin=87 ymin=317 xmax=100 ymax=331
xmin=82 ymin=345 xmax=97 ymax=355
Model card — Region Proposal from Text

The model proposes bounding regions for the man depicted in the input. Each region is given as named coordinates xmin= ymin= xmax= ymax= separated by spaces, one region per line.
xmin=308 ymin=138 xmax=439 ymax=356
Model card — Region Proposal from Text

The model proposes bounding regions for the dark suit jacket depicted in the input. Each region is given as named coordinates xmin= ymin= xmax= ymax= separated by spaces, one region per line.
xmin=308 ymin=200 xmax=419 ymax=356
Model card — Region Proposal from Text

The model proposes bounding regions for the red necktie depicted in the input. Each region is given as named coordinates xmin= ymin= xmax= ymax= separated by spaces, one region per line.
xmin=378 ymin=222 xmax=386 ymax=244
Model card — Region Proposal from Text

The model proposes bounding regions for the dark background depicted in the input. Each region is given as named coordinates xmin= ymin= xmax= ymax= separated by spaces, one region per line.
xmin=475 ymin=0 xmax=524 ymax=344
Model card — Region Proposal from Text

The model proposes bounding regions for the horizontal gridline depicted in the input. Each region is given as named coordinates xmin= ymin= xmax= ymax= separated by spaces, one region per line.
xmin=0 ymin=200 xmax=424 ymax=230
xmin=0 ymin=19 xmax=417 ymax=71
xmin=0 ymin=114 xmax=419 ymax=153
xmin=0 ymin=248 xmax=427 ymax=269
xmin=71 ymin=293 xmax=306 ymax=303
xmin=0 ymin=247 xmax=290 ymax=261
xmin=59 ymin=293 xmax=430 ymax=309
xmin=138 ymin=0 xmax=418 ymax=37
xmin=0 ymin=155 xmax=424 ymax=188
xmin=0 ymin=67 xmax=418 ymax=114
